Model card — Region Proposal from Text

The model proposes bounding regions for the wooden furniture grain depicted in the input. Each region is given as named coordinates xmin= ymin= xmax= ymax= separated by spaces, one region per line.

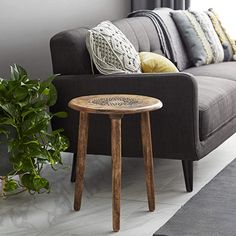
xmin=68 ymin=94 xmax=162 ymax=232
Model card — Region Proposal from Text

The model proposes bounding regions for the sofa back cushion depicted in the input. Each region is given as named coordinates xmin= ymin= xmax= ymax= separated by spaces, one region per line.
xmin=113 ymin=17 xmax=163 ymax=55
xmin=51 ymin=16 xmax=166 ymax=75
xmin=50 ymin=9 xmax=192 ymax=75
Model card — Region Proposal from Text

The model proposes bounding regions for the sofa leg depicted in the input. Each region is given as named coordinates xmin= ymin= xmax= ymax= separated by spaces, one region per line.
xmin=182 ymin=160 xmax=193 ymax=192
xmin=71 ymin=153 xmax=77 ymax=182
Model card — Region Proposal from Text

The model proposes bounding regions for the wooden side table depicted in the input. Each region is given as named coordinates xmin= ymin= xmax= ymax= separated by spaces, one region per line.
xmin=68 ymin=94 xmax=162 ymax=232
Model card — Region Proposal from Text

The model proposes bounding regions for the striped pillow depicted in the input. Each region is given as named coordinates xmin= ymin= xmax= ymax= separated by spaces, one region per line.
xmin=171 ymin=11 xmax=213 ymax=67
xmin=207 ymin=9 xmax=236 ymax=61
xmin=190 ymin=10 xmax=224 ymax=63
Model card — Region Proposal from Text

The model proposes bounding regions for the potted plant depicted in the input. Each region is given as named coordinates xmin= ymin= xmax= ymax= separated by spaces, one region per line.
xmin=0 ymin=64 xmax=68 ymax=196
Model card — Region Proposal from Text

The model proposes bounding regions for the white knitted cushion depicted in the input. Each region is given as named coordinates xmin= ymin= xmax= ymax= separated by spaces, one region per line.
xmin=190 ymin=10 xmax=224 ymax=63
xmin=86 ymin=21 xmax=141 ymax=74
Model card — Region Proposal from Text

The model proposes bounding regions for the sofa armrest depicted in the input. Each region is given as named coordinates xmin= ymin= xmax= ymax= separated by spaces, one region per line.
xmin=50 ymin=28 xmax=92 ymax=75
xmin=51 ymin=72 xmax=199 ymax=160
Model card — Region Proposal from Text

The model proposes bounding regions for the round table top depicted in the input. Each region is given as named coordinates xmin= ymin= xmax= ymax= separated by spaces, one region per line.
xmin=68 ymin=94 xmax=163 ymax=115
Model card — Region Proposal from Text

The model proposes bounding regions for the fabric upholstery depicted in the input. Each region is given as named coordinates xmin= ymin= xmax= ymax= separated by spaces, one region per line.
xmin=197 ymin=114 xmax=236 ymax=158
xmin=128 ymin=10 xmax=177 ymax=64
xmin=171 ymin=11 xmax=213 ymax=67
xmin=190 ymin=10 xmax=224 ymax=63
xmin=184 ymin=61 xmax=236 ymax=81
xmin=196 ymin=76 xmax=236 ymax=140
xmin=139 ymin=52 xmax=179 ymax=73
xmin=113 ymin=17 xmax=164 ymax=55
xmin=86 ymin=21 xmax=141 ymax=74
xmin=50 ymin=28 xmax=93 ymax=75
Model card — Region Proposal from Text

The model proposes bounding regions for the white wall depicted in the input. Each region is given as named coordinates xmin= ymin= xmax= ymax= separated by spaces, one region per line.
xmin=0 ymin=0 xmax=131 ymax=79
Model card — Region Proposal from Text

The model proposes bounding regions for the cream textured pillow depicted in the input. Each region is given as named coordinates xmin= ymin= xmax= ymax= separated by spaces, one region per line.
xmin=207 ymin=9 xmax=236 ymax=61
xmin=86 ymin=21 xmax=141 ymax=75
xmin=139 ymin=52 xmax=179 ymax=73
xmin=190 ymin=10 xmax=224 ymax=63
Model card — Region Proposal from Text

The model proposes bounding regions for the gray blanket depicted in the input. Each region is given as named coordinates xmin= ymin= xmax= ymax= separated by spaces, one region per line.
xmin=128 ymin=9 xmax=177 ymax=65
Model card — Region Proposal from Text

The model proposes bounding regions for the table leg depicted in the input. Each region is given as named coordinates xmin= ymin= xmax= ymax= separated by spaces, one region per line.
xmin=110 ymin=114 xmax=123 ymax=232
xmin=141 ymin=112 xmax=155 ymax=212
xmin=74 ymin=112 xmax=89 ymax=211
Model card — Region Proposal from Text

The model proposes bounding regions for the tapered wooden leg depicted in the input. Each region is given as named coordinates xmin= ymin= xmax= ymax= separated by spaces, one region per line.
xmin=110 ymin=114 xmax=123 ymax=232
xmin=141 ymin=112 xmax=155 ymax=212
xmin=74 ymin=112 xmax=89 ymax=211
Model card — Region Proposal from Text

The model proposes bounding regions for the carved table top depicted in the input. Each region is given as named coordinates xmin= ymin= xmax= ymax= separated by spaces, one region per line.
xmin=68 ymin=94 xmax=163 ymax=114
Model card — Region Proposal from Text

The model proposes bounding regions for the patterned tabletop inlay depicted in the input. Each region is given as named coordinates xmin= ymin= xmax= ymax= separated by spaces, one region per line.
xmin=89 ymin=96 xmax=141 ymax=107
xmin=68 ymin=94 xmax=163 ymax=114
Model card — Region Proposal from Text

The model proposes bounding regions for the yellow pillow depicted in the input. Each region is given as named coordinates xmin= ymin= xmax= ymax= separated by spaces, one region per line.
xmin=139 ymin=52 xmax=179 ymax=73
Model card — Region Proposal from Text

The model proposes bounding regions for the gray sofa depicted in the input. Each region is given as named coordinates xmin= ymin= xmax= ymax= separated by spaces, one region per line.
xmin=50 ymin=8 xmax=236 ymax=192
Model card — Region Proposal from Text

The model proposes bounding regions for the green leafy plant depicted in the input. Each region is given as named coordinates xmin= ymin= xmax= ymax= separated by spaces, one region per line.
xmin=0 ymin=64 xmax=68 ymax=194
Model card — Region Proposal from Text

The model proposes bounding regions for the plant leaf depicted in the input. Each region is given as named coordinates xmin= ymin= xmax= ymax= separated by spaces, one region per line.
xmin=21 ymin=174 xmax=34 ymax=190
xmin=39 ymin=74 xmax=58 ymax=93
xmin=33 ymin=176 xmax=49 ymax=192
xmin=0 ymin=103 xmax=18 ymax=118
xmin=47 ymin=84 xmax=57 ymax=106
xmin=13 ymin=86 xmax=28 ymax=101
xmin=53 ymin=111 xmax=68 ymax=118
xmin=11 ymin=64 xmax=28 ymax=81
xmin=10 ymin=65 xmax=20 ymax=81
xmin=4 ymin=179 xmax=18 ymax=192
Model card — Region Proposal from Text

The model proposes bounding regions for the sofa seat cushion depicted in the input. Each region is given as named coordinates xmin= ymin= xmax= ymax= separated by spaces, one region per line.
xmin=184 ymin=62 xmax=236 ymax=81
xmin=197 ymin=76 xmax=236 ymax=140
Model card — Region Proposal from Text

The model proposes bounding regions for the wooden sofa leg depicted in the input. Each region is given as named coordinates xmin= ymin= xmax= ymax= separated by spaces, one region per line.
xmin=182 ymin=160 xmax=193 ymax=192
xmin=71 ymin=153 xmax=77 ymax=182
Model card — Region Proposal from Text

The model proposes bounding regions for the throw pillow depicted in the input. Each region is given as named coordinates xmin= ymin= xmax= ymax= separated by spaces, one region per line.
xmin=86 ymin=21 xmax=141 ymax=75
xmin=189 ymin=10 xmax=224 ymax=63
xmin=139 ymin=52 xmax=179 ymax=73
xmin=207 ymin=9 xmax=236 ymax=61
xmin=171 ymin=11 xmax=213 ymax=67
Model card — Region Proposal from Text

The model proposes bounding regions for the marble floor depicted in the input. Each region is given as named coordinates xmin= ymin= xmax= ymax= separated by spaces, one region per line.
xmin=1 ymin=134 xmax=236 ymax=236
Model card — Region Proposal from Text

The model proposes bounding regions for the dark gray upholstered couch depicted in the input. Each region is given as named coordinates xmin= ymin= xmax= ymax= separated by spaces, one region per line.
xmin=50 ymin=9 xmax=236 ymax=192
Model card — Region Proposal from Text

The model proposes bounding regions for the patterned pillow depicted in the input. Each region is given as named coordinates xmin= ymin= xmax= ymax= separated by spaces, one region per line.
xmin=190 ymin=10 xmax=224 ymax=63
xmin=171 ymin=11 xmax=213 ymax=67
xmin=207 ymin=9 xmax=236 ymax=61
xmin=86 ymin=21 xmax=141 ymax=75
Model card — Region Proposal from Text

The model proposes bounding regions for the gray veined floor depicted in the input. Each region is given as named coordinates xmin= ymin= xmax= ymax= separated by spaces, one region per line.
xmin=1 ymin=134 xmax=236 ymax=236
